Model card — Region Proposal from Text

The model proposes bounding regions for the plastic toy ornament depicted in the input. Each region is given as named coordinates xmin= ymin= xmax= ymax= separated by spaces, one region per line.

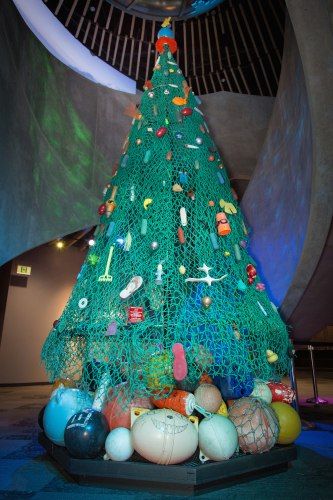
xmin=131 ymin=409 xmax=198 ymax=465
xmin=43 ymin=387 xmax=93 ymax=446
xmin=98 ymin=203 xmax=106 ymax=215
xmin=104 ymin=427 xmax=134 ymax=461
xmin=199 ymin=415 xmax=238 ymax=462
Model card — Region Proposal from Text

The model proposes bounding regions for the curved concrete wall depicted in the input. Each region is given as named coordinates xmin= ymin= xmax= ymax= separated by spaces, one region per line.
xmin=242 ymin=1 xmax=333 ymax=334
xmin=0 ymin=1 xmax=274 ymax=265
xmin=242 ymin=17 xmax=313 ymax=308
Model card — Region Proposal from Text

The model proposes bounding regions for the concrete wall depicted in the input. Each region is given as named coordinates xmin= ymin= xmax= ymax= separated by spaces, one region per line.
xmin=0 ymin=1 xmax=274 ymax=265
xmin=0 ymin=246 xmax=85 ymax=384
xmin=241 ymin=17 xmax=313 ymax=308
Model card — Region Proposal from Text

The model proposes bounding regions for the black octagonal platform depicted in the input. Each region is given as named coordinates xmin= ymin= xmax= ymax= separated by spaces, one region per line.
xmin=39 ymin=433 xmax=297 ymax=496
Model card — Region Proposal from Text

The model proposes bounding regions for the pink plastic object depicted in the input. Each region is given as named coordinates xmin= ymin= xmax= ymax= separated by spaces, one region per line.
xmin=172 ymin=343 xmax=188 ymax=381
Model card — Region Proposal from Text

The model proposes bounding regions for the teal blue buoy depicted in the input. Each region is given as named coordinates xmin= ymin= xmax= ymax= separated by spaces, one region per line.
xmin=158 ymin=27 xmax=175 ymax=39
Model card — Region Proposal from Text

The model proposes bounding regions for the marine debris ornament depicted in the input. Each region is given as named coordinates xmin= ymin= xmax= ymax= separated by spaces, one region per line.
xmin=185 ymin=264 xmax=228 ymax=286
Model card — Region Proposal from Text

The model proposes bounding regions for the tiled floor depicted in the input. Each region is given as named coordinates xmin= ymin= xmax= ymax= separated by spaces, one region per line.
xmin=0 ymin=370 xmax=332 ymax=499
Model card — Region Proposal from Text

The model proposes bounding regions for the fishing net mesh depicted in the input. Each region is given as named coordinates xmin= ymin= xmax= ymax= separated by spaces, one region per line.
xmin=41 ymin=36 xmax=291 ymax=403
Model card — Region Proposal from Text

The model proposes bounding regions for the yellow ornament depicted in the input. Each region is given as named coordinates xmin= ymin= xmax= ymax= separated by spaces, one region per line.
xmin=217 ymin=400 xmax=228 ymax=417
xmin=271 ymin=402 xmax=301 ymax=444
xmin=172 ymin=96 xmax=187 ymax=106
xmin=266 ymin=349 xmax=278 ymax=363
xmin=224 ymin=251 xmax=231 ymax=257
xmin=143 ymin=198 xmax=153 ymax=210
xmin=219 ymin=199 xmax=237 ymax=214
xmin=179 ymin=265 xmax=186 ymax=275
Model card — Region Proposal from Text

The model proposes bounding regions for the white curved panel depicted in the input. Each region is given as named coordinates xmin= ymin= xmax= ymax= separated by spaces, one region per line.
xmin=12 ymin=0 xmax=136 ymax=94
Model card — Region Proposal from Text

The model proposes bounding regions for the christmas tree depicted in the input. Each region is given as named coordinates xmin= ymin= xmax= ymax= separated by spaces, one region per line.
xmin=42 ymin=20 xmax=291 ymax=404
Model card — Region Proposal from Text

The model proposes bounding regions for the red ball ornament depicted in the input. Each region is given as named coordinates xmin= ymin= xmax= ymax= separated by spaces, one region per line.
xmin=208 ymin=155 xmax=215 ymax=162
xmin=156 ymin=126 xmax=168 ymax=138
xmin=155 ymin=37 xmax=178 ymax=54
xmin=180 ymin=107 xmax=193 ymax=116
xmin=98 ymin=203 xmax=106 ymax=215
xmin=246 ymin=264 xmax=256 ymax=274
xmin=247 ymin=269 xmax=257 ymax=279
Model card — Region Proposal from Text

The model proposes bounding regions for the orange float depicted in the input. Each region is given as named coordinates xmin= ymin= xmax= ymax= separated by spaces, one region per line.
xmin=155 ymin=36 xmax=178 ymax=54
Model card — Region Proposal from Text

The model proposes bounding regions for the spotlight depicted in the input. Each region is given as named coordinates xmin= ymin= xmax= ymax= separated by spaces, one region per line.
xmin=88 ymin=238 xmax=96 ymax=247
xmin=56 ymin=240 xmax=64 ymax=249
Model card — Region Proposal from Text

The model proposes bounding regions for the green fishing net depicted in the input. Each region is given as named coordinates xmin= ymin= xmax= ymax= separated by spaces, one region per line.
xmin=41 ymin=28 xmax=291 ymax=403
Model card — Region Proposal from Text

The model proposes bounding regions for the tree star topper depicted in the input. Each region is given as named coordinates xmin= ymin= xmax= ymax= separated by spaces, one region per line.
xmin=185 ymin=264 xmax=228 ymax=286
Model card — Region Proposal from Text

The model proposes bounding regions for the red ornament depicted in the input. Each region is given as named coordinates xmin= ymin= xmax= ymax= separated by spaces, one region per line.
xmin=247 ymin=277 xmax=254 ymax=285
xmin=128 ymin=306 xmax=144 ymax=323
xmin=156 ymin=126 xmax=168 ymax=138
xmin=246 ymin=264 xmax=256 ymax=274
xmin=208 ymin=155 xmax=215 ymax=162
xmin=180 ymin=107 xmax=193 ymax=116
xmin=98 ymin=203 xmax=106 ymax=215
xmin=155 ymin=37 xmax=178 ymax=54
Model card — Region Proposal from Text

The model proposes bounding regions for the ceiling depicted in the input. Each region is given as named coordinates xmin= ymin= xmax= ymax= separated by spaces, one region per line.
xmin=105 ymin=0 xmax=225 ymax=20
xmin=43 ymin=0 xmax=285 ymax=96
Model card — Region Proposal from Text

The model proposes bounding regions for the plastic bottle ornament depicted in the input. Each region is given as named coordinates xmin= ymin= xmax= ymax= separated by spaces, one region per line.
xmin=131 ymin=409 xmax=198 ymax=465
xmin=201 ymin=296 xmax=212 ymax=308
xmin=199 ymin=415 xmax=238 ymax=462
xmin=156 ymin=126 xmax=167 ymax=138
xmin=180 ymin=107 xmax=193 ymax=116
xmin=150 ymin=241 xmax=159 ymax=251
xmin=104 ymin=427 xmax=134 ymax=461
xmin=216 ymin=212 xmax=231 ymax=236
xmin=43 ymin=388 xmax=93 ymax=446
xmin=98 ymin=203 xmax=106 ymax=215
xmin=194 ymin=384 xmax=223 ymax=413
xmin=195 ymin=137 xmax=203 ymax=145
xmin=229 ymin=398 xmax=279 ymax=454
xmin=64 ymin=409 xmax=109 ymax=458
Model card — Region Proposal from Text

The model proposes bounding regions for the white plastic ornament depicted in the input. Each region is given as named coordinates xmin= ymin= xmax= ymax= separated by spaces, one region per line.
xmin=199 ymin=415 xmax=238 ymax=462
xmin=104 ymin=427 xmax=134 ymax=461
xmin=131 ymin=409 xmax=198 ymax=465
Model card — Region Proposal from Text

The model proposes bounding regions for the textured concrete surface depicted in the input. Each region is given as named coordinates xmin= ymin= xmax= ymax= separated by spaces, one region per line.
xmin=242 ymin=17 xmax=313 ymax=309
xmin=0 ymin=1 xmax=274 ymax=265
xmin=281 ymin=0 xmax=333 ymax=319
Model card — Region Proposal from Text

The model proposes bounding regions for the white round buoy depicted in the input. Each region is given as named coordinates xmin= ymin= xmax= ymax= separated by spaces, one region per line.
xmin=131 ymin=409 xmax=198 ymax=465
xmin=199 ymin=414 xmax=238 ymax=462
xmin=104 ymin=427 xmax=134 ymax=461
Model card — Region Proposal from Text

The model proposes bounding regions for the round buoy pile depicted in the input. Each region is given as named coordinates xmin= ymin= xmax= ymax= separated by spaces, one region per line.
xmin=40 ymin=376 xmax=301 ymax=465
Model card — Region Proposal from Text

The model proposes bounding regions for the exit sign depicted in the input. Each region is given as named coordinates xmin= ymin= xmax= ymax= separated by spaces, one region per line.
xmin=17 ymin=265 xmax=31 ymax=276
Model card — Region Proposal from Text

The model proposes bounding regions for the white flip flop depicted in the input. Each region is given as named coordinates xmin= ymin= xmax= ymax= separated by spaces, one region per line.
xmin=119 ymin=276 xmax=143 ymax=299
